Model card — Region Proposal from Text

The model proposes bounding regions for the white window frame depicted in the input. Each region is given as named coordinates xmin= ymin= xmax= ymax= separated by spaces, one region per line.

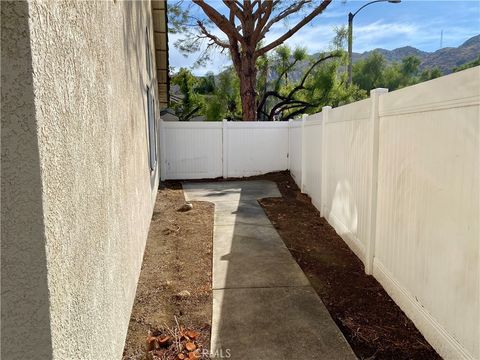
xmin=145 ymin=27 xmax=157 ymax=171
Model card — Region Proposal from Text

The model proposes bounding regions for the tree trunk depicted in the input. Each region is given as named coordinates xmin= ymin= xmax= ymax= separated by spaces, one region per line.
xmin=191 ymin=0 xmax=333 ymax=121
xmin=239 ymin=56 xmax=257 ymax=121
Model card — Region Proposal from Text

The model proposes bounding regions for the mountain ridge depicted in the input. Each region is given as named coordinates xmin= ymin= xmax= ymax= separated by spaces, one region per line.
xmin=351 ymin=34 xmax=480 ymax=73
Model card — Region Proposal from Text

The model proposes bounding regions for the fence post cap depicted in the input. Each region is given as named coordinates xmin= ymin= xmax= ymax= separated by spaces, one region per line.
xmin=322 ymin=106 xmax=332 ymax=111
xmin=370 ymin=88 xmax=389 ymax=96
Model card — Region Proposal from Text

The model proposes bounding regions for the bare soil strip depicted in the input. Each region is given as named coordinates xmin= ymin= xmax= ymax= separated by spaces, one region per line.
xmin=123 ymin=182 xmax=214 ymax=360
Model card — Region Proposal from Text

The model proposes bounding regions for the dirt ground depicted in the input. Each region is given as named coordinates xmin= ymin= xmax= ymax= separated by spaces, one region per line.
xmin=254 ymin=171 xmax=441 ymax=360
xmin=122 ymin=182 xmax=214 ymax=360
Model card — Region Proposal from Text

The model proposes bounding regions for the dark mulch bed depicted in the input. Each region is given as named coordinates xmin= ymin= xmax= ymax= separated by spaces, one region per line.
xmin=248 ymin=171 xmax=440 ymax=360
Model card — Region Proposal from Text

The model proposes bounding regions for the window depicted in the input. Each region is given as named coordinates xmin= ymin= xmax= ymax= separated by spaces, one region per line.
xmin=147 ymin=86 xmax=156 ymax=170
xmin=145 ymin=28 xmax=156 ymax=171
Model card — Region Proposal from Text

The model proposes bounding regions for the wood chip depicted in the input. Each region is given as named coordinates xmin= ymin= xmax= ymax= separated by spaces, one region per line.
xmin=158 ymin=335 xmax=171 ymax=346
xmin=154 ymin=349 xmax=166 ymax=357
xmin=145 ymin=336 xmax=156 ymax=351
xmin=188 ymin=351 xmax=200 ymax=359
xmin=185 ymin=342 xmax=196 ymax=351
xmin=185 ymin=331 xmax=199 ymax=339
xmin=158 ymin=335 xmax=170 ymax=343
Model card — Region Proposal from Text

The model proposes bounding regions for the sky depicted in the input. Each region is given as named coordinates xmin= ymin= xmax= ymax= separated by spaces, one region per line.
xmin=169 ymin=0 xmax=480 ymax=75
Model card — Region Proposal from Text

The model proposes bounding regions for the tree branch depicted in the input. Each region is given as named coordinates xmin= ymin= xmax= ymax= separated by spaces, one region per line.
xmin=289 ymin=53 xmax=338 ymax=95
xmin=256 ymin=0 xmax=332 ymax=57
xmin=223 ymin=0 xmax=246 ymax=32
xmin=180 ymin=105 xmax=201 ymax=121
xmin=192 ymin=0 xmax=245 ymax=46
xmin=280 ymin=106 xmax=309 ymax=120
xmin=196 ymin=20 xmax=230 ymax=48
xmin=260 ymin=1 xmax=310 ymax=40
xmin=257 ymin=52 xmax=339 ymax=119
xmin=252 ymin=0 xmax=273 ymax=43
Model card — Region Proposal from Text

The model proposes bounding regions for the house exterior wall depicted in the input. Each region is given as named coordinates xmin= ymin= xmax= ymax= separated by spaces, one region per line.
xmin=2 ymin=1 xmax=160 ymax=359
xmin=1 ymin=2 xmax=53 ymax=358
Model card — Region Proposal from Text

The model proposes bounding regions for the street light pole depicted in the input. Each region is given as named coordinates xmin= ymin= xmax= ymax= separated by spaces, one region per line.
xmin=348 ymin=12 xmax=354 ymax=86
xmin=347 ymin=0 xmax=401 ymax=86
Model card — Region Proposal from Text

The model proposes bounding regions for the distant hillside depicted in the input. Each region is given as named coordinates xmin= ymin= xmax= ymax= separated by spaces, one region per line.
xmin=264 ymin=34 xmax=480 ymax=84
xmin=351 ymin=46 xmax=428 ymax=64
xmin=352 ymin=34 xmax=480 ymax=74
xmin=178 ymin=34 xmax=479 ymax=87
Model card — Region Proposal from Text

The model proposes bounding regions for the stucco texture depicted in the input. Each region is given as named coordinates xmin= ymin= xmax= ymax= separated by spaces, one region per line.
xmin=2 ymin=1 xmax=160 ymax=359
xmin=1 ymin=1 xmax=53 ymax=358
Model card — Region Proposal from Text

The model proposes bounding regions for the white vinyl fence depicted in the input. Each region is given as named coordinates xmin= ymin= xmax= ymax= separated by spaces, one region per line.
xmin=160 ymin=120 xmax=289 ymax=179
xmin=160 ymin=67 xmax=479 ymax=360
xmin=225 ymin=121 xmax=289 ymax=177
xmin=160 ymin=121 xmax=223 ymax=179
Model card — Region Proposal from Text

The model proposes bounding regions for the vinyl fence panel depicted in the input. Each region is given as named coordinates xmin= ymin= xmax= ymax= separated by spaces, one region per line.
xmin=374 ymin=68 xmax=479 ymax=360
xmin=225 ymin=121 xmax=290 ymax=177
xmin=322 ymin=98 xmax=373 ymax=263
xmin=303 ymin=112 xmax=323 ymax=210
xmin=288 ymin=118 xmax=303 ymax=186
xmin=160 ymin=121 xmax=223 ymax=179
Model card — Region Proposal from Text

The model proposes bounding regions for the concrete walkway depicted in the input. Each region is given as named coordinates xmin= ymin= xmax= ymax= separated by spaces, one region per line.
xmin=183 ymin=180 xmax=356 ymax=360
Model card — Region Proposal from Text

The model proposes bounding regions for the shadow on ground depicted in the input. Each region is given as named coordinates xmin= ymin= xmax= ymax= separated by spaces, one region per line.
xmin=183 ymin=179 xmax=355 ymax=360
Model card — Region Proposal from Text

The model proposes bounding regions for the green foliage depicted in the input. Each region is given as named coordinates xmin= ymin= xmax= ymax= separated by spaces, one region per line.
xmin=214 ymin=68 xmax=241 ymax=120
xmin=453 ymin=55 xmax=480 ymax=72
xmin=352 ymin=51 xmax=386 ymax=91
xmin=170 ymin=68 xmax=202 ymax=121
xmin=272 ymin=45 xmax=308 ymax=88
xmin=255 ymin=23 xmax=367 ymax=120
xmin=257 ymin=39 xmax=366 ymax=121
xmin=195 ymin=72 xmax=216 ymax=94
xmin=401 ymin=55 xmax=421 ymax=77
xmin=419 ymin=67 xmax=442 ymax=82
xmin=300 ymin=56 xmax=366 ymax=112
xmin=170 ymin=67 xmax=242 ymax=121
xmin=204 ymin=97 xmax=223 ymax=121
xmin=167 ymin=1 xmax=191 ymax=34
xmin=275 ymin=45 xmax=291 ymax=60
xmin=293 ymin=47 xmax=308 ymax=61
xmin=256 ymin=54 xmax=269 ymax=94
xmin=353 ymin=52 xmax=444 ymax=92
xmin=331 ymin=25 xmax=348 ymax=51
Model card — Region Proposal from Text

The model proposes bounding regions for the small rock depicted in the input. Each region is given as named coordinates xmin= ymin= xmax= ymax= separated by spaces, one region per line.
xmin=176 ymin=290 xmax=191 ymax=298
xmin=177 ymin=202 xmax=193 ymax=212
xmin=152 ymin=211 xmax=161 ymax=221
xmin=162 ymin=228 xmax=172 ymax=235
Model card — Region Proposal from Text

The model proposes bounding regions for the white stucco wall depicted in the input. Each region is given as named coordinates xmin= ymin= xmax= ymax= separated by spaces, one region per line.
xmin=1 ymin=2 xmax=53 ymax=358
xmin=2 ymin=1 xmax=160 ymax=359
